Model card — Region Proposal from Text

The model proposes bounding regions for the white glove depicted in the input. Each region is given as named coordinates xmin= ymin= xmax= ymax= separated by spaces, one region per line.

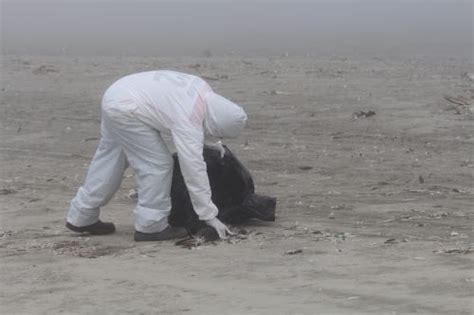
xmin=204 ymin=140 xmax=226 ymax=158
xmin=205 ymin=217 xmax=234 ymax=239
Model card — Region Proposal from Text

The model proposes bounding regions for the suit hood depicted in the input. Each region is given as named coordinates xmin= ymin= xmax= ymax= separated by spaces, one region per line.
xmin=203 ymin=92 xmax=247 ymax=139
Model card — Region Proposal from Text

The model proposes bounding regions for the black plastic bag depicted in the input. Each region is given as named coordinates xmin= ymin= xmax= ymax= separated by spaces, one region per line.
xmin=168 ymin=145 xmax=276 ymax=233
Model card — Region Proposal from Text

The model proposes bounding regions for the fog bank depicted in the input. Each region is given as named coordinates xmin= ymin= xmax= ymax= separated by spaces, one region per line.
xmin=1 ymin=0 xmax=472 ymax=59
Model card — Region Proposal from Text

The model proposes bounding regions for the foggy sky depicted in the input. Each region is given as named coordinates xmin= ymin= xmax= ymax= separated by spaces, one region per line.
xmin=1 ymin=0 xmax=472 ymax=59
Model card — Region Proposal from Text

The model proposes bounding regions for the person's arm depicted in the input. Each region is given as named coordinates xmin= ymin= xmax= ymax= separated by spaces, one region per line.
xmin=171 ymin=126 xmax=233 ymax=238
xmin=171 ymin=126 xmax=217 ymax=221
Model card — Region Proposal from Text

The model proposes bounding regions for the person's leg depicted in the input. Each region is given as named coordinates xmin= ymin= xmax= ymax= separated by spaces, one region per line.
xmin=101 ymin=105 xmax=174 ymax=234
xmin=66 ymin=115 xmax=128 ymax=228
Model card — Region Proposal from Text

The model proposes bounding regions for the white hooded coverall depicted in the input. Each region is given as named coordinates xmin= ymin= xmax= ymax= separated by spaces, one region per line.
xmin=66 ymin=71 xmax=247 ymax=233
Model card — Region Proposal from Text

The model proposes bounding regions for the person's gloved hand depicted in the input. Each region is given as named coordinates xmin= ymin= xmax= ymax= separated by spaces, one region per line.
xmin=215 ymin=141 xmax=225 ymax=158
xmin=205 ymin=217 xmax=234 ymax=239
xmin=204 ymin=140 xmax=226 ymax=158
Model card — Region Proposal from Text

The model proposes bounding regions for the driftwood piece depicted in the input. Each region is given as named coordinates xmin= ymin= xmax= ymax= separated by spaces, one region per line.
xmin=443 ymin=95 xmax=471 ymax=106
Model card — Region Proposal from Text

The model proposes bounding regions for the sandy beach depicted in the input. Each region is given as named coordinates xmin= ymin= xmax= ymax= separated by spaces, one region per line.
xmin=0 ymin=53 xmax=473 ymax=314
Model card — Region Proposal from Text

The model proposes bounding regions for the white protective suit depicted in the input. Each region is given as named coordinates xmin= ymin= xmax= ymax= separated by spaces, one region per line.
xmin=66 ymin=71 xmax=247 ymax=233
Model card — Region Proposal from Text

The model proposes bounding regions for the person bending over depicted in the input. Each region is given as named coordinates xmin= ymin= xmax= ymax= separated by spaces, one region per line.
xmin=66 ymin=70 xmax=247 ymax=241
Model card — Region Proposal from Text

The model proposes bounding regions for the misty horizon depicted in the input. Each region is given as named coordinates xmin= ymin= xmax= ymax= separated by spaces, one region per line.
xmin=1 ymin=0 xmax=472 ymax=60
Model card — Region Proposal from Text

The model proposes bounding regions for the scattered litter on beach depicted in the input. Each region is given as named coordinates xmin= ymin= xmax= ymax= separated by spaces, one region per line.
xmin=347 ymin=296 xmax=360 ymax=301
xmin=0 ymin=188 xmax=17 ymax=195
xmin=434 ymin=247 xmax=474 ymax=255
xmin=384 ymin=238 xmax=407 ymax=244
xmin=352 ymin=110 xmax=376 ymax=119
xmin=443 ymin=95 xmax=471 ymax=106
xmin=0 ymin=230 xmax=14 ymax=238
xmin=418 ymin=175 xmax=425 ymax=184
xmin=270 ymin=90 xmax=293 ymax=96
xmin=32 ymin=65 xmax=59 ymax=75
xmin=175 ymin=227 xmax=251 ymax=249
xmin=175 ymin=236 xmax=210 ymax=250
xmin=201 ymin=74 xmax=229 ymax=81
xmin=4 ymin=237 xmax=129 ymax=259
xmin=285 ymin=249 xmax=303 ymax=255
xmin=444 ymin=94 xmax=473 ymax=115
xmin=429 ymin=212 xmax=449 ymax=219
xmin=83 ymin=137 xmax=99 ymax=142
